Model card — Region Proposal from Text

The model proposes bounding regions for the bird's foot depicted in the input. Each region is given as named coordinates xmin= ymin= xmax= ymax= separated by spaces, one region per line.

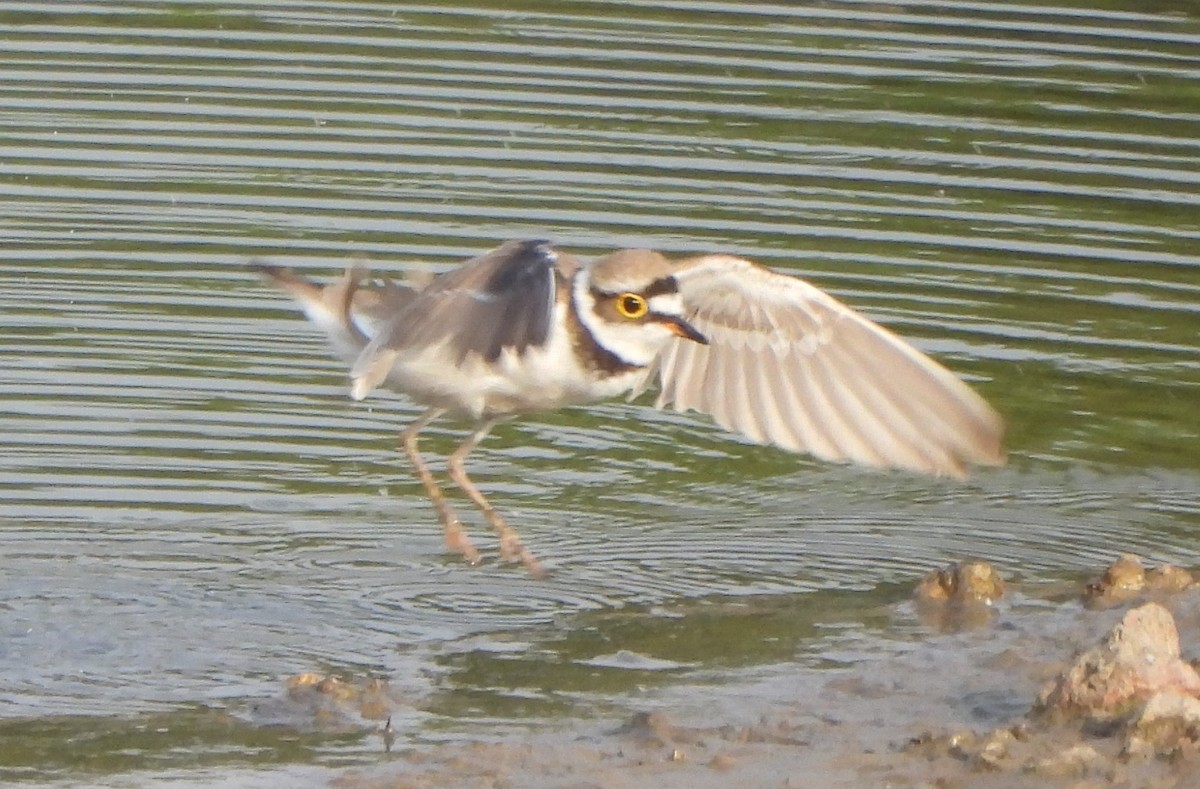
xmin=441 ymin=518 xmax=482 ymax=566
xmin=516 ymin=548 xmax=547 ymax=580
xmin=493 ymin=526 xmax=546 ymax=579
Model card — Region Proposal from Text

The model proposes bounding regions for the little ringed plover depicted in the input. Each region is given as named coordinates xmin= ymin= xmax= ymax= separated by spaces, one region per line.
xmin=252 ymin=240 xmax=1004 ymax=577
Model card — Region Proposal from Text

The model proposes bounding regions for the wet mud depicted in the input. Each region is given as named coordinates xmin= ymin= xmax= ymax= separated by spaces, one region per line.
xmin=249 ymin=555 xmax=1200 ymax=789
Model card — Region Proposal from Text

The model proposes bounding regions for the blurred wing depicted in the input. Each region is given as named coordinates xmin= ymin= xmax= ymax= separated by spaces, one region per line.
xmin=350 ymin=240 xmax=563 ymax=399
xmin=251 ymin=262 xmax=415 ymax=364
xmin=653 ymin=254 xmax=1005 ymax=478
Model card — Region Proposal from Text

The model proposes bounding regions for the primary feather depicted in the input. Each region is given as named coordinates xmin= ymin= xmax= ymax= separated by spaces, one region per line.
xmin=649 ymin=254 xmax=1004 ymax=477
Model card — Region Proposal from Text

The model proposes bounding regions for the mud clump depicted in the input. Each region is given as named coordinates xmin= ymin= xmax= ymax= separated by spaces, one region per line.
xmin=911 ymin=585 xmax=1200 ymax=783
xmin=914 ymin=560 xmax=1005 ymax=630
xmin=332 ymin=554 xmax=1200 ymax=789
xmin=915 ymin=560 xmax=1006 ymax=605
xmin=1083 ymin=553 xmax=1195 ymax=609
xmin=248 ymin=673 xmax=400 ymax=731
xmin=1123 ymin=691 xmax=1200 ymax=760
xmin=285 ymin=673 xmax=397 ymax=722
xmin=1035 ymin=602 xmax=1200 ymax=722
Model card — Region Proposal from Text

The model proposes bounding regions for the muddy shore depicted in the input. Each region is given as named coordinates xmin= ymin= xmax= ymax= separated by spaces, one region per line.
xmin=247 ymin=556 xmax=1200 ymax=788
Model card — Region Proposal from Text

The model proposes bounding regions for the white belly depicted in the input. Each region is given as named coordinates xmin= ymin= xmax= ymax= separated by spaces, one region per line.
xmin=381 ymin=308 xmax=650 ymax=419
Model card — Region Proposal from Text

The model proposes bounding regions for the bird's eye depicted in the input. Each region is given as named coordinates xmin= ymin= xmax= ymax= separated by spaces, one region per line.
xmin=615 ymin=293 xmax=649 ymax=319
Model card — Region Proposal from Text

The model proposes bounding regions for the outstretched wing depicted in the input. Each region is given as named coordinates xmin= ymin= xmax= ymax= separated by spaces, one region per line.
xmin=350 ymin=240 xmax=566 ymax=400
xmin=651 ymin=254 xmax=1004 ymax=478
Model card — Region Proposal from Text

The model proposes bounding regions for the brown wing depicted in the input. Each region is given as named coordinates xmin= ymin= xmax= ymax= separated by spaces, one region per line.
xmin=652 ymin=254 xmax=1005 ymax=478
xmin=350 ymin=240 xmax=568 ymax=399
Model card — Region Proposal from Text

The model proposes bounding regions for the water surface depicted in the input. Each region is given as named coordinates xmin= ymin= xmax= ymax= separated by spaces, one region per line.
xmin=1 ymin=0 xmax=1198 ymax=784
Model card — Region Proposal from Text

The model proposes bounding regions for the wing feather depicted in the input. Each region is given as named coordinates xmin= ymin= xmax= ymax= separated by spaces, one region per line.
xmin=350 ymin=240 xmax=563 ymax=400
xmin=747 ymin=349 xmax=790 ymax=448
xmin=831 ymin=317 xmax=979 ymax=470
xmin=251 ymin=262 xmax=416 ymax=365
xmin=761 ymin=350 xmax=824 ymax=455
xmin=658 ymin=254 xmax=1004 ymax=477
xmin=717 ymin=340 xmax=766 ymax=443
xmin=802 ymin=346 xmax=884 ymax=465
xmin=819 ymin=330 xmax=958 ymax=473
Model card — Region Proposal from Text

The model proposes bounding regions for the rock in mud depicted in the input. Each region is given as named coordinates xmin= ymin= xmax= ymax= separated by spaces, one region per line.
xmin=286 ymin=673 xmax=396 ymax=720
xmin=1027 ymin=742 xmax=1103 ymax=777
xmin=1084 ymin=554 xmax=1196 ymax=609
xmin=249 ymin=673 xmax=401 ymax=731
xmin=1146 ymin=563 xmax=1195 ymax=594
xmin=617 ymin=710 xmax=681 ymax=748
xmin=916 ymin=560 xmax=1006 ymax=605
xmin=973 ymin=726 xmax=1019 ymax=771
xmin=1084 ymin=553 xmax=1146 ymax=608
xmin=1122 ymin=690 xmax=1200 ymax=760
xmin=1035 ymin=602 xmax=1200 ymax=722
xmin=915 ymin=560 xmax=1005 ymax=630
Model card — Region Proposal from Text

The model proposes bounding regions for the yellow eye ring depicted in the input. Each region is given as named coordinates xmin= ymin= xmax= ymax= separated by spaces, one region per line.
xmin=615 ymin=293 xmax=649 ymax=319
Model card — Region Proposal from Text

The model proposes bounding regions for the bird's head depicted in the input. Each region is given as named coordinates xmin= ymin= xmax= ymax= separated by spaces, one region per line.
xmin=573 ymin=249 xmax=708 ymax=367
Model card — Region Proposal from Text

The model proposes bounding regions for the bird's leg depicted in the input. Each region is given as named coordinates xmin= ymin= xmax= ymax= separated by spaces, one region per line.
xmin=400 ymin=407 xmax=481 ymax=565
xmin=447 ymin=419 xmax=546 ymax=578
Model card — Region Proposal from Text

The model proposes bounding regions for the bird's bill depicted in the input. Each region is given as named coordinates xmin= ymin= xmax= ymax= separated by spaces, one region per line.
xmin=664 ymin=316 xmax=708 ymax=345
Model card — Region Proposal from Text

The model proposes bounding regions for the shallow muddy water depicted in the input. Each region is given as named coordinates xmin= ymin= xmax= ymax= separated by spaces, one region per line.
xmin=1 ymin=1 xmax=1198 ymax=785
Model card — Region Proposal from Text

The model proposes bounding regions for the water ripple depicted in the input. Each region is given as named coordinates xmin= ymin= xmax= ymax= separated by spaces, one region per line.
xmin=0 ymin=2 xmax=1197 ymax=769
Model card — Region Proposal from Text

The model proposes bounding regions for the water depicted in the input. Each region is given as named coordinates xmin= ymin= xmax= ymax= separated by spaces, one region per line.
xmin=1 ymin=0 xmax=1198 ymax=784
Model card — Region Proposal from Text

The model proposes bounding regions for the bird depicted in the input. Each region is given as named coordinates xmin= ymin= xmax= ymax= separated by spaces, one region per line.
xmin=251 ymin=239 xmax=1004 ymax=577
